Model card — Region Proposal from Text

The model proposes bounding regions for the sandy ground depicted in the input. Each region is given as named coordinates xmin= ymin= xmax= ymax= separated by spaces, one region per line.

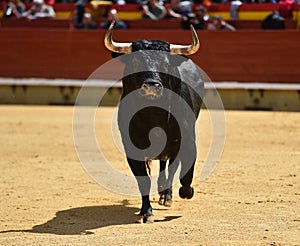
xmin=0 ymin=105 xmax=299 ymax=245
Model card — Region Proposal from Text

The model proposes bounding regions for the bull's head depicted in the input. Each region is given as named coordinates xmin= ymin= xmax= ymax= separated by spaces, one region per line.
xmin=104 ymin=21 xmax=200 ymax=100
xmin=104 ymin=21 xmax=200 ymax=55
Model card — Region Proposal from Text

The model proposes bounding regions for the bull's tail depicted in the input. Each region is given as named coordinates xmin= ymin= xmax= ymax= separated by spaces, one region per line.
xmin=146 ymin=159 xmax=152 ymax=176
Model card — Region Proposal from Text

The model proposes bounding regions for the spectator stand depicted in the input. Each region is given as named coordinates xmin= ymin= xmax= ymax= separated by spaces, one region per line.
xmin=0 ymin=2 xmax=299 ymax=29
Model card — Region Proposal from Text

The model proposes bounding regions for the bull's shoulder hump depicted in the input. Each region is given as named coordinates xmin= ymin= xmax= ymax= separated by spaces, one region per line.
xmin=178 ymin=59 xmax=204 ymax=85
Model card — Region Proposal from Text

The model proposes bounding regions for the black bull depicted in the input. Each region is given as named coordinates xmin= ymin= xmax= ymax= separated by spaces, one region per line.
xmin=105 ymin=22 xmax=204 ymax=223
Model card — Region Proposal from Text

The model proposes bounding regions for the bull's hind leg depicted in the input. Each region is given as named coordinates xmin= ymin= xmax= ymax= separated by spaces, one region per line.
xmin=157 ymin=160 xmax=167 ymax=206
xmin=158 ymin=159 xmax=179 ymax=207
xmin=164 ymin=158 xmax=179 ymax=207
xmin=179 ymin=141 xmax=196 ymax=199
xmin=127 ymin=158 xmax=153 ymax=223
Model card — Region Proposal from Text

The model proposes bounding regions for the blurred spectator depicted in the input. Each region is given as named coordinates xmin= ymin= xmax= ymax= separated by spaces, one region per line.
xmin=165 ymin=0 xmax=194 ymax=19
xmin=261 ymin=11 xmax=285 ymax=29
xmin=208 ymin=15 xmax=236 ymax=30
xmin=114 ymin=0 xmax=126 ymax=4
xmin=22 ymin=0 xmax=56 ymax=19
xmin=182 ymin=13 xmax=197 ymax=28
xmin=195 ymin=6 xmax=209 ymax=27
xmin=211 ymin=0 xmax=226 ymax=3
xmin=182 ymin=7 xmax=209 ymax=29
xmin=124 ymin=0 xmax=142 ymax=3
xmin=141 ymin=0 xmax=167 ymax=19
xmin=202 ymin=0 xmax=212 ymax=5
xmin=45 ymin=0 xmax=55 ymax=5
xmin=278 ymin=0 xmax=294 ymax=18
xmin=243 ymin=0 xmax=277 ymax=2
xmin=101 ymin=9 xmax=127 ymax=29
xmin=230 ymin=0 xmax=242 ymax=20
xmin=165 ymin=0 xmax=186 ymax=19
xmin=77 ymin=12 xmax=97 ymax=29
xmin=74 ymin=0 xmax=86 ymax=28
xmin=74 ymin=0 xmax=97 ymax=29
xmin=3 ymin=0 xmax=26 ymax=18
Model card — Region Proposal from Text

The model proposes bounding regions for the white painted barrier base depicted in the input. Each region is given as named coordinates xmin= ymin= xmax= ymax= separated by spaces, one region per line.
xmin=0 ymin=78 xmax=299 ymax=111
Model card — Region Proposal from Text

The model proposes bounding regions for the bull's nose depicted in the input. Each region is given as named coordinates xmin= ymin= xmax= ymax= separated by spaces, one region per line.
xmin=142 ymin=81 xmax=162 ymax=88
xmin=140 ymin=80 xmax=163 ymax=98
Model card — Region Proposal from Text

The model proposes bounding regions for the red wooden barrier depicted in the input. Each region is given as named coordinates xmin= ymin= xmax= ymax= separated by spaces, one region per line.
xmin=123 ymin=19 xmax=182 ymax=29
xmin=0 ymin=18 xmax=72 ymax=28
xmin=226 ymin=19 xmax=297 ymax=29
xmin=0 ymin=28 xmax=299 ymax=83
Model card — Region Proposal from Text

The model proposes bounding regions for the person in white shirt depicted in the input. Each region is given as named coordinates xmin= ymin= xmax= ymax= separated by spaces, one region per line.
xmin=23 ymin=0 xmax=56 ymax=19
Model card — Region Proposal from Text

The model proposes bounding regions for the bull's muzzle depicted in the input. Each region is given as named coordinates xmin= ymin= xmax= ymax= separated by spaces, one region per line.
xmin=140 ymin=80 xmax=163 ymax=99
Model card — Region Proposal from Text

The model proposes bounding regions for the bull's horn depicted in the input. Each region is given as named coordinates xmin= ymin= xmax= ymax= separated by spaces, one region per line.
xmin=104 ymin=20 xmax=132 ymax=53
xmin=170 ymin=25 xmax=200 ymax=55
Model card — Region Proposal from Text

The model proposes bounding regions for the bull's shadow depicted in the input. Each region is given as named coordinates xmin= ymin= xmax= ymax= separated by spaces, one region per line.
xmin=1 ymin=200 xmax=181 ymax=235
xmin=28 ymin=204 xmax=137 ymax=235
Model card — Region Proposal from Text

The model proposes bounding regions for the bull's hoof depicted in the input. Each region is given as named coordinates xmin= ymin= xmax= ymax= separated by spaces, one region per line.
xmin=158 ymin=195 xmax=165 ymax=206
xmin=158 ymin=194 xmax=172 ymax=207
xmin=164 ymin=199 xmax=172 ymax=207
xmin=135 ymin=215 xmax=154 ymax=224
xmin=164 ymin=194 xmax=172 ymax=207
xmin=144 ymin=215 xmax=154 ymax=223
xmin=179 ymin=186 xmax=194 ymax=199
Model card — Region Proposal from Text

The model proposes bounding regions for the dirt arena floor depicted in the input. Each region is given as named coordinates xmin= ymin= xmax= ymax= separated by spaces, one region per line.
xmin=0 ymin=105 xmax=299 ymax=245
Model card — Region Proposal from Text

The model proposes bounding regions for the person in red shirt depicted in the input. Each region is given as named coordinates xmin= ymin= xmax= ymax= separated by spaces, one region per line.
xmin=278 ymin=0 xmax=295 ymax=19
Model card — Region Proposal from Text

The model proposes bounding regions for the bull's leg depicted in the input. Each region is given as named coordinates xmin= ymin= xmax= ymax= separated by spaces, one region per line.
xmin=163 ymin=158 xmax=180 ymax=207
xmin=157 ymin=158 xmax=180 ymax=207
xmin=179 ymin=141 xmax=196 ymax=199
xmin=127 ymin=158 xmax=153 ymax=223
xmin=157 ymin=160 xmax=167 ymax=205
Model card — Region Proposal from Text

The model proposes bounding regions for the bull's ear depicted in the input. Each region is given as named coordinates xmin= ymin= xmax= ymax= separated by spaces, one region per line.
xmin=112 ymin=52 xmax=130 ymax=64
xmin=112 ymin=52 xmax=124 ymax=58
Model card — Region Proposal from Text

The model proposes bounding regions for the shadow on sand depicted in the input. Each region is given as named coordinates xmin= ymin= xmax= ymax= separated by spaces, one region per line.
xmin=1 ymin=201 xmax=181 ymax=235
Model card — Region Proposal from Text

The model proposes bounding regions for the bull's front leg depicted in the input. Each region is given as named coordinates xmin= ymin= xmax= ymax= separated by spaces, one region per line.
xmin=127 ymin=157 xmax=153 ymax=223
xmin=179 ymin=141 xmax=196 ymax=199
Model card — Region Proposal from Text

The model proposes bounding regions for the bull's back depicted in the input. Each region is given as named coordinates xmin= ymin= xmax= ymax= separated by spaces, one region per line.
xmin=178 ymin=59 xmax=204 ymax=119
